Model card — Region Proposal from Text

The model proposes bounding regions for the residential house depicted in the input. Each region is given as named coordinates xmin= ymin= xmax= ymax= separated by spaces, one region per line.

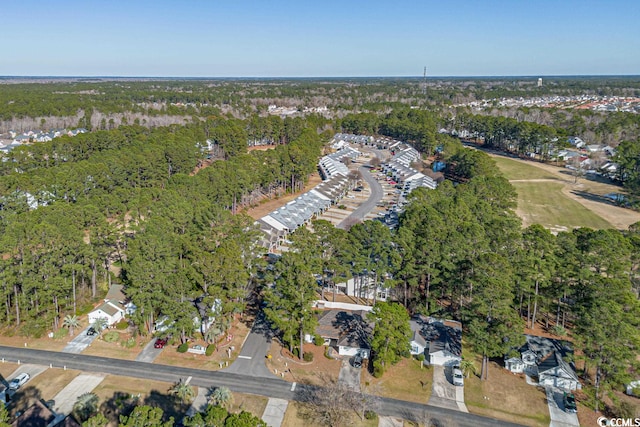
xmin=88 ymin=284 xmax=127 ymax=326
xmin=410 ymin=316 xmax=462 ymax=366
xmin=315 ymin=309 xmax=372 ymax=358
xmin=504 ymin=335 xmax=580 ymax=390
xmin=11 ymin=400 xmax=80 ymax=427
xmin=538 ymin=351 xmax=581 ymax=390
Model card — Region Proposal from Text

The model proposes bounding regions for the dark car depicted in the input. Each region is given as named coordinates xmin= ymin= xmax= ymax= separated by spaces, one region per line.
xmin=352 ymin=354 xmax=363 ymax=368
xmin=154 ymin=337 xmax=168 ymax=349
xmin=86 ymin=327 xmax=97 ymax=336
xmin=563 ymin=392 xmax=577 ymax=413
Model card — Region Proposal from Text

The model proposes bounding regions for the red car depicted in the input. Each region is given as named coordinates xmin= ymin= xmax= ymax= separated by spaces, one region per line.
xmin=154 ymin=337 xmax=168 ymax=349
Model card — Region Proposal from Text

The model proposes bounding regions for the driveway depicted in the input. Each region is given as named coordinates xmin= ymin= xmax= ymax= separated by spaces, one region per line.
xmin=4 ymin=364 xmax=47 ymax=389
xmin=52 ymin=373 xmax=105 ymax=415
xmin=337 ymin=359 xmax=361 ymax=391
xmin=135 ymin=338 xmax=164 ymax=363
xmin=337 ymin=166 xmax=384 ymax=229
xmin=428 ymin=365 xmax=468 ymax=412
xmin=546 ymin=387 xmax=579 ymax=427
xmin=223 ymin=313 xmax=273 ymax=378
xmin=61 ymin=327 xmax=99 ymax=354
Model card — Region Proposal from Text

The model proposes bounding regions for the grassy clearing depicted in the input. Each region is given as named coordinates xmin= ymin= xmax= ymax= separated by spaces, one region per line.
xmin=228 ymin=393 xmax=268 ymax=419
xmin=513 ymin=181 xmax=612 ymax=230
xmin=463 ymin=353 xmax=550 ymax=427
xmin=494 ymin=157 xmax=560 ymax=181
xmin=362 ymin=357 xmax=433 ymax=404
xmin=82 ymin=334 xmax=145 ymax=360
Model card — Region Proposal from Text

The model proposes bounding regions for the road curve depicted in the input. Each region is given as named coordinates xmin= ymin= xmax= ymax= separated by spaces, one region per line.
xmin=0 ymin=345 xmax=523 ymax=427
xmin=337 ymin=165 xmax=384 ymax=229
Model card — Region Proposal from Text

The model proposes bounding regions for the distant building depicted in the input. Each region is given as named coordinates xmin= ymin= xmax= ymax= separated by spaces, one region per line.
xmin=537 ymin=78 xmax=543 ymax=87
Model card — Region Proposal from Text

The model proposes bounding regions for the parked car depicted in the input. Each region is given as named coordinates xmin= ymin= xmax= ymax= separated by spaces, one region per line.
xmin=154 ymin=337 xmax=168 ymax=349
xmin=86 ymin=327 xmax=97 ymax=336
xmin=9 ymin=373 xmax=30 ymax=390
xmin=452 ymin=368 xmax=464 ymax=386
xmin=352 ymin=354 xmax=363 ymax=369
xmin=563 ymin=392 xmax=577 ymax=413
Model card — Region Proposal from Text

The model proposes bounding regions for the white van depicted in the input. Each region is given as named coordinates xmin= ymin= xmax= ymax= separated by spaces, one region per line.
xmin=453 ymin=368 xmax=464 ymax=386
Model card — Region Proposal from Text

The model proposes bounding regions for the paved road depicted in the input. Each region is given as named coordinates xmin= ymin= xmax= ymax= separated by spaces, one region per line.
xmin=0 ymin=345 xmax=524 ymax=427
xmin=221 ymin=313 xmax=273 ymax=378
xmin=337 ymin=166 xmax=384 ymax=229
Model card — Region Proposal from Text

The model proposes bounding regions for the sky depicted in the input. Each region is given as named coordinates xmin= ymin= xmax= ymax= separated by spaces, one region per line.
xmin=2 ymin=0 xmax=639 ymax=77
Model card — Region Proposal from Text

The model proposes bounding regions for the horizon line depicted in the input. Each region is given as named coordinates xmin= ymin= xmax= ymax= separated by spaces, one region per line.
xmin=1 ymin=74 xmax=640 ymax=80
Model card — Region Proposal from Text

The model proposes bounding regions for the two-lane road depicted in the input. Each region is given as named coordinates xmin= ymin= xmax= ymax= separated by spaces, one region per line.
xmin=0 ymin=345 xmax=524 ymax=427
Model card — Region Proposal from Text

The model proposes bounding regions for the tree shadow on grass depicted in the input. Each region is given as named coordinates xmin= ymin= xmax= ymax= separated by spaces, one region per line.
xmin=143 ymin=389 xmax=189 ymax=423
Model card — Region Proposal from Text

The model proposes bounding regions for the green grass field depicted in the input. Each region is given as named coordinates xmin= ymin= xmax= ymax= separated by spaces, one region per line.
xmin=513 ymin=182 xmax=612 ymax=230
xmin=493 ymin=157 xmax=559 ymax=181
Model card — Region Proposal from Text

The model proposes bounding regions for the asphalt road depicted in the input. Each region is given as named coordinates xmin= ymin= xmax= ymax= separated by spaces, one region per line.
xmin=337 ymin=165 xmax=383 ymax=229
xmin=0 ymin=345 xmax=524 ymax=427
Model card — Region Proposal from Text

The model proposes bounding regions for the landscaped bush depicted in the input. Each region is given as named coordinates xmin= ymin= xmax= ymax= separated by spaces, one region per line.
xmin=364 ymin=410 xmax=378 ymax=421
xmin=338 ymin=204 xmax=347 ymax=210
xmin=115 ymin=320 xmax=129 ymax=330
xmin=303 ymin=352 xmax=314 ymax=362
xmin=313 ymin=335 xmax=324 ymax=346
xmin=177 ymin=343 xmax=188 ymax=353
xmin=415 ymin=354 xmax=425 ymax=363
xmin=103 ymin=331 xmax=119 ymax=342
xmin=121 ymin=337 xmax=136 ymax=348
xmin=206 ymin=344 xmax=215 ymax=356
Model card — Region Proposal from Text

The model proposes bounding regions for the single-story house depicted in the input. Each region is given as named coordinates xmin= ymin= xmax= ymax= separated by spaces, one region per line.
xmin=538 ymin=351 xmax=581 ymax=391
xmin=315 ymin=309 xmax=372 ymax=359
xmin=410 ymin=316 xmax=462 ymax=366
xmin=88 ymin=284 xmax=127 ymax=326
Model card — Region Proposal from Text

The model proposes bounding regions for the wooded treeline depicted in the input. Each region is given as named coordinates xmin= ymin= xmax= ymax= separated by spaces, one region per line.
xmin=0 ymin=116 xmax=322 ymax=343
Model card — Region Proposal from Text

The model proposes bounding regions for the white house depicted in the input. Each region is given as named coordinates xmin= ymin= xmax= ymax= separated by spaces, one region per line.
xmin=88 ymin=284 xmax=127 ymax=326
xmin=410 ymin=316 xmax=462 ymax=367
xmin=88 ymin=301 xmax=125 ymax=326
xmin=504 ymin=357 xmax=525 ymax=373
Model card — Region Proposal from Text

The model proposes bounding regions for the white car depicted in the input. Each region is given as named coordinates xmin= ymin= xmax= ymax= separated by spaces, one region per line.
xmin=9 ymin=373 xmax=30 ymax=390
xmin=452 ymin=368 xmax=464 ymax=386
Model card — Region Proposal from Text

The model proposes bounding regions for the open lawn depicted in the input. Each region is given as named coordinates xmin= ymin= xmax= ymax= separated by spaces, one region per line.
xmin=227 ymin=392 xmax=269 ymax=419
xmin=82 ymin=333 xmax=146 ymax=360
xmin=154 ymin=316 xmax=251 ymax=370
xmin=513 ymin=181 xmax=612 ymax=231
xmin=493 ymin=157 xmax=560 ymax=181
xmin=266 ymin=341 xmax=342 ymax=386
xmin=0 ymin=363 xmax=19 ymax=381
xmin=464 ymin=355 xmax=550 ymax=427
xmin=490 ymin=153 xmax=640 ymax=230
xmin=362 ymin=357 xmax=433 ymax=404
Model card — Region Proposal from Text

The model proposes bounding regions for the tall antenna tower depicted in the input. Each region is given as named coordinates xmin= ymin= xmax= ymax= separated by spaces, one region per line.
xmin=422 ymin=66 xmax=427 ymax=97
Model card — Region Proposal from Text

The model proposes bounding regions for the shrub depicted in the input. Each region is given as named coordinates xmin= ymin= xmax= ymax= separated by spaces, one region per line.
xmin=77 ymin=303 xmax=95 ymax=316
xmin=338 ymin=205 xmax=347 ymax=210
xmin=303 ymin=352 xmax=314 ymax=362
xmin=103 ymin=331 xmax=119 ymax=343
xmin=115 ymin=320 xmax=129 ymax=330
xmin=20 ymin=319 xmax=46 ymax=338
xmin=177 ymin=343 xmax=188 ymax=353
xmin=415 ymin=354 xmax=425 ymax=362
xmin=313 ymin=335 xmax=324 ymax=346
xmin=364 ymin=410 xmax=378 ymax=421
xmin=206 ymin=344 xmax=215 ymax=356
xmin=121 ymin=337 xmax=136 ymax=348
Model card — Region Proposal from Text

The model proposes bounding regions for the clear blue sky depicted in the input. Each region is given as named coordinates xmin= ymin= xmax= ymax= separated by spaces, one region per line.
xmin=2 ymin=0 xmax=639 ymax=77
